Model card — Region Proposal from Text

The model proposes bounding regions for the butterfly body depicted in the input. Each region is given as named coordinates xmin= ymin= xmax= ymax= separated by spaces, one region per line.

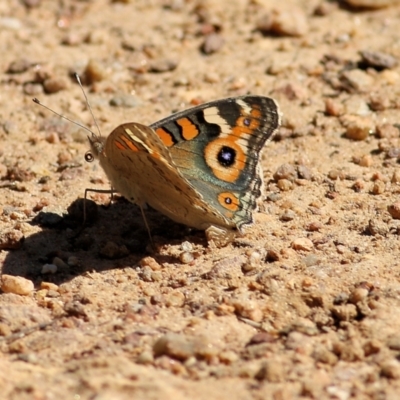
xmin=88 ymin=96 xmax=280 ymax=245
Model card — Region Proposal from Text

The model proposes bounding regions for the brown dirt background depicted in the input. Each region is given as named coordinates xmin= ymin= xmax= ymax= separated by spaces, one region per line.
xmin=2 ymin=0 xmax=400 ymax=399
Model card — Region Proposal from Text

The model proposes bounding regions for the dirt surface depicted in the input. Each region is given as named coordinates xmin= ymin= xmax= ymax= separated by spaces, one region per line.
xmin=2 ymin=0 xmax=400 ymax=398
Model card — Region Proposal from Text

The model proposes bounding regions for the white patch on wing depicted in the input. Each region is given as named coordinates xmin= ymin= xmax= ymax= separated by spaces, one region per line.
xmin=203 ymin=106 xmax=232 ymax=136
xmin=124 ymin=127 xmax=156 ymax=153
xmin=236 ymin=99 xmax=251 ymax=115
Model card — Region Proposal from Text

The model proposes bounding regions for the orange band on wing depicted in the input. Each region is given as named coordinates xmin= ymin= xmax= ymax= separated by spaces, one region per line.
xmin=116 ymin=134 xmax=140 ymax=152
xmin=176 ymin=118 xmax=200 ymax=140
xmin=156 ymin=127 xmax=174 ymax=147
xmin=114 ymin=141 xmax=126 ymax=150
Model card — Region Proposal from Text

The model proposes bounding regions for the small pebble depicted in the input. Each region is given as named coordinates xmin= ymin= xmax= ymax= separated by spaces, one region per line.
xmin=43 ymin=78 xmax=68 ymax=94
xmin=242 ymin=251 xmax=262 ymax=273
xmin=391 ymin=170 xmax=400 ymax=184
xmin=140 ymin=257 xmax=161 ymax=271
xmin=99 ymin=241 xmax=129 ymax=259
xmin=67 ymin=256 xmax=80 ymax=267
xmin=40 ymin=282 xmax=59 ymax=291
xmin=352 ymin=179 xmax=365 ymax=192
xmin=257 ymin=8 xmax=308 ymax=37
xmin=314 ymin=2 xmax=337 ymax=16
xmin=386 ymin=147 xmax=400 ymax=159
xmin=84 ymin=59 xmax=108 ymax=84
xmin=306 ymin=221 xmax=322 ymax=232
xmin=165 ymin=291 xmax=185 ymax=307
xmin=137 ymin=350 xmax=154 ymax=364
xmin=340 ymin=69 xmax=374 ymax=92
xmin=109 ymin=94 xmax=140 ymax=108
xmin=349 ymin=287 xmax=369 ymax=304
xmin=381 ymin=360 xmax=400 ymax=379
xmin=151 ymin=271 xmax=162 ymax=282
xmin=303 ymin=254 xmax=321 ymax=267
xmin=359 ymin=50 xmax=398 ymax=70
xmin=358 ymin=154 xmax=373 ymax=167
xmin=255 ymin=359 xmax=285 ymax=382
xmin=0 ymin=17 xmax=22 ymax=30
xmin=368 ymin=218 xmax=389 ymax=236
xmin=290 ymin=318 xmax=319 ymax=336
xmin=325 ymin=98 xmax=343 ymax=117
xmin=0 ymin=229 xmax=24 ymax=250
xmin=201 ymin=33 xmax=224 ymax=54
xmin=370 ymin=181 xmax=385 ymax=195
xmin=274 ymin=163 xmax=297 ymax=181
xmin=280 ymin=209 xmax=296 ymax=221
xmin=387 ymin=335 xmax=400 ymax=351
xmin=22 ymin=0 xmax=41 ymax=8
xmin=60 ymin=168 xmax=85 ymax=182
xmin=369 ymin=93 xmax=391 ymax=111
xmin=277 ymin=179 xmax=293 ymax=191
xmin=204 ymin=256 xmax=245 ymax=280
xmin=328 ymin=169 xmax=345 ymax=180
xmin=219 ymin=350 xmax=239 ymax=365
xmin=297 ymin=165 xmax=313 ymax=180
xmin=52 ymin=257 xmax=69 ymax=271
xmin=41 ymin=264 xmax=57 ymax=274
xmin=179 ymin=251 xmax=194 ymax=264
xmin=266 ymin=248 xmax=281 ymax=262
xmin=363 ymin=339 xmax=382 ymax=356
xmin=61 ymin=32 xmax=83 ymax=46
xmin=23 ymin=83 xmax=43 ymax=96
xmin=291 ymin=238 xmax=314 ymax=252
xmin=3 ymin=120 xmax=19 ymax=135
xmin=1 ymin=275 xmax=34 ymax=295
xmin=388 ymin=202 xmax=400 ymax=219
xmin=153 ymin=333 xmax=213 ymax=361
xmin=343 ymin=0 xmax=400 ymax=9
xmin=331 ymin=304 xmax=358 ymax=321
xmin=344 ymin=116 xmax=374 ymax=141
xmin=0 ymin=322 xmax=12 ymax=336
xmin=181 ymin=241 xmax=193 ymax=252
xmin=149 ymin=58 xmax=179 ymax=73
xmin=140 ymin=267 xmax=153 ymax=282
xmin=376 ymin=124 xmax=399 ymax=139
xmin=312 ymin=346 xmax=338 ymax=365
xmin=231 ymin=297 xmax=263 ymax=322
xmin=7 ymin=59 xmax=32 ymax=74
xmin=85 ymin=29 xmax=108 ymax=45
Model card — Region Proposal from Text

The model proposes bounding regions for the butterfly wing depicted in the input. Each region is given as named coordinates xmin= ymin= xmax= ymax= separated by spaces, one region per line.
xmin=150 ymin=96 xmax=280 ymax=230
xmin=96 ymin=123 xmax=234 ymax=231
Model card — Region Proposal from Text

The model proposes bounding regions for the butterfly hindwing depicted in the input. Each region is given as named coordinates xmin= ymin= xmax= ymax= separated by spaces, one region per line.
xmin=150 ymin=96 xmax=280 ymax=229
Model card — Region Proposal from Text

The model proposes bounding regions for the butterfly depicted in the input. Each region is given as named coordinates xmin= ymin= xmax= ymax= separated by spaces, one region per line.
xmin=86 ymin=95 xmax=280 ymax=246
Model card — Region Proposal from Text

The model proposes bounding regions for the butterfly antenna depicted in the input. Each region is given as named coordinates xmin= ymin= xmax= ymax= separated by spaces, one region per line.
xmin=32 ymin=98 xmax=94 ymax=136
xmin=74 ymin=73 xmax=102 ymax=138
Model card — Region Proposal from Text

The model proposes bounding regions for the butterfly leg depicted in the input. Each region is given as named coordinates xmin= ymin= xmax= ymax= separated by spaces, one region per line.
xmin=137 ymin=205 xmax=154 ymax=248
xmin=84 ymin=187 xmax=115 ymax=224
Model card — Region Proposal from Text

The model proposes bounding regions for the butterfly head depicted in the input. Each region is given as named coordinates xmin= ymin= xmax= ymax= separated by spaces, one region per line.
xmin=85 ymin=133 xmax=106 ymax=162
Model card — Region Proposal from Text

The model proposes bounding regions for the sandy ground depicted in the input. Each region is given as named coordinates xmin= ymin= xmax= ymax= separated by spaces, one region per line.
xmin=2 ymin=0 xmax=400 ymax=398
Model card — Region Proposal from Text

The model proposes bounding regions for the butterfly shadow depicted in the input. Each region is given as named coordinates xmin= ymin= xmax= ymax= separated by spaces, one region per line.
xmin=1 ymin=197 xmax=206 ymax=286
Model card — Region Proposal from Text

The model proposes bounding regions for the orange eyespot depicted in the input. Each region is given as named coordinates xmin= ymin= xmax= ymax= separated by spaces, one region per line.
xmin=218 ymin=192 xmax=240 ymax=212
xmin=233 ymin=105 xmax=261 ymax=136
xmin=204 ymin=139 xmax=246 ymax=183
